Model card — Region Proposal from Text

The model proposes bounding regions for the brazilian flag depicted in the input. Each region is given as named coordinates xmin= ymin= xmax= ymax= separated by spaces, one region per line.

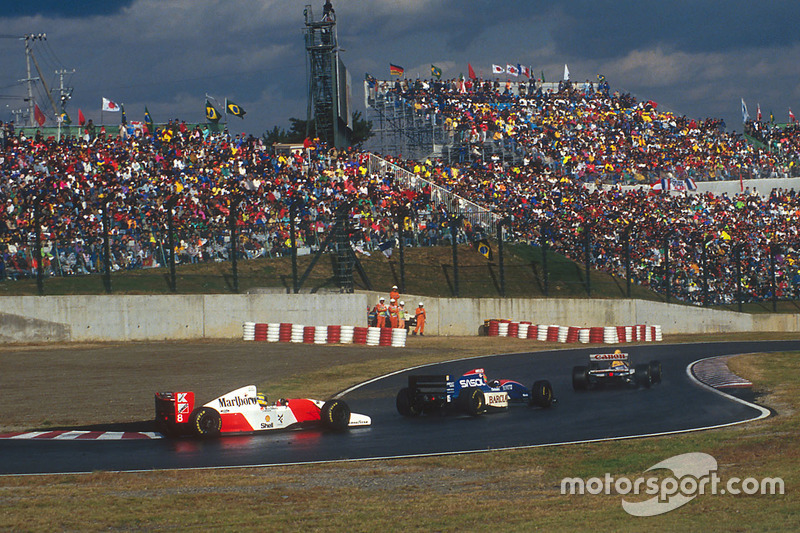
xmin=60 ymin=111 xmax=71 ymax=125
xmin=475 ymin=239 xmax=493 ymax=261
xmin=431 ymin=64 xmax=442 ymax=79
xmin=226 ymin=99 xmax=246 ymax=119
xmin=206 ymin=100 xmax=221 ymax=123
xmin=144 ymin=107 xmax=154 ymax=131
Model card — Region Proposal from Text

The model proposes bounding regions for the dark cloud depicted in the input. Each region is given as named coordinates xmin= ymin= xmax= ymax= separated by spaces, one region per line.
xmin=3 ymin=1 xmax=135 ymax=18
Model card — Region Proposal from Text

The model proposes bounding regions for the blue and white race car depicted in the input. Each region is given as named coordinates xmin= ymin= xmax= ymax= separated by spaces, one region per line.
xmin=572 ymin=351 xmax=662 ymax=390
xmin=396 ymin=368 xmax=555 ymax=417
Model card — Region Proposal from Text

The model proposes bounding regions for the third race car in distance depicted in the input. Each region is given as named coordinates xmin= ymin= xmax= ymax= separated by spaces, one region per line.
xmin=397 ymin=368 xmax=555 ymax=417
xmin=572 ymin=350 xmax=662 ymax=390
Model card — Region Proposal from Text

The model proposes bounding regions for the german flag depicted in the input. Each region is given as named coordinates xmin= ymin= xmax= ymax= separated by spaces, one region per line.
xmin=389 ymin=63 xmax=404 ymax=76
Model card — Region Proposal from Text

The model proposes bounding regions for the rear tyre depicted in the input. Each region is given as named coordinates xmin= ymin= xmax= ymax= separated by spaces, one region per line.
xmin=462 ymin=388 xmax=485 ymax=416
xmin=649 ymin=360 xmax=662 ymax=384
xmin=529 ymin=380 xmax=554 ymax=408
xmin=396 ymin=387 xmax=421 ymax=417
xmin=572 ymin=366 xmax=589 ymax=391
xmin=321 ymin=399 xmax=351 ymax=431
xmin=190 ymin=407 xmax=221 ymax=438
xmin=636 ymin=364 xmax=652 ymax=388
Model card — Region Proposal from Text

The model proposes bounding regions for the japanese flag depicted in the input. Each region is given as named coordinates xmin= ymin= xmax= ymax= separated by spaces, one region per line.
xmin=102 ymin=98 xmax=121 ymax=112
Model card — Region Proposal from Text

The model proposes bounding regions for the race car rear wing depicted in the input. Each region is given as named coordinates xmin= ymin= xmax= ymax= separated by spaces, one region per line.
xmin=589 ymin=353 xmax=629 ymax=361
xmin=409 ymin=374 xmax=452 ymax=392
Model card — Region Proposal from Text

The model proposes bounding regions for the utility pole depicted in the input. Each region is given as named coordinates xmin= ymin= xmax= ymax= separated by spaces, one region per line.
xmin=55 ymin=68 xmax=75 ymax=140
xmin=22 ymin=34 xmax=46 ymax=127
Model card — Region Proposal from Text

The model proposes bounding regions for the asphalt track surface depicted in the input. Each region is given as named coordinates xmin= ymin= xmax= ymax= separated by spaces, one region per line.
xmin=2 ymin=340 xmax=797 ymax=475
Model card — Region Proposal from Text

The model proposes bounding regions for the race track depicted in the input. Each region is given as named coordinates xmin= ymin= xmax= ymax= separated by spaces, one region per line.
xmin=1 ymin=340 xmax=796 ymax=475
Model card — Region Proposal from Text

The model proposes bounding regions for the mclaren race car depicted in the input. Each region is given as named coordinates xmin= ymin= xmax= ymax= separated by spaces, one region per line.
xmin=155 ymin=385 xmax=371 ymax=437
xmin=572 ymin=351 xmax=662 ymax=390
xmin=396 ymin=368 xmax=555 ymax=417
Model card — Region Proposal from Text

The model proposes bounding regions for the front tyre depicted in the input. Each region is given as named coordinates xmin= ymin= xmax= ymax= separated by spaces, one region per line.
xmin=321 ymin=399 xmax=351 ymax=431
xmin=190 ymin=407 xmax=221 ymax=438
xmin=462 ymin=387 xmax=485 ymax=416
xmin=529 ymin=380 xmax=554 ymax=408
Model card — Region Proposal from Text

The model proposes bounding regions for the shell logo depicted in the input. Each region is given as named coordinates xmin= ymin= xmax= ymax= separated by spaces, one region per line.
xmin=265 ymin=415 xmax=270 ymax=423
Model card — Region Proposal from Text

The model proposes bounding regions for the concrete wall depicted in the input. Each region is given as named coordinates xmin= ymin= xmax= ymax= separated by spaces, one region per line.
xmin=1 ymin=292 xmax=798 ymax=343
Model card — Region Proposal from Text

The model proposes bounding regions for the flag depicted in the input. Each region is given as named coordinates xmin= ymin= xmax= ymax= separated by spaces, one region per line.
xmin=468 ymin=63 xmax=476 ymax=79
xmin=102 ymin=98 xmax=120 ymax=112
xmin=144 ymin=107 xmax=153 ymax=130
xmin=206 ymin=100 xmax=221 ymax=122
xmin=78 ymin=109 xmax=86 ymax=126
xmin=506 ymin=64 xmax=519 ymax=77
xmin=597 ymin=73 xmax=606 ymax=82
xmin=541 ymin=70 xmax=545 ymax=83
xmin=389 ymin=63 xmax=404 ymax=76
xmin=519 ymin=65 xmax=531 ymax=78
xmin=226 ymin=99 xmax=246 ymax=118
xmin=475 ymin=239 xmax=493 ymax=261
xmin=563 ymin=64 xmax=570 ymax=81
xmin=431 ymin=64 xmax=442 ymax=79
xmin=650 ymin=179 xmax=667 ymax=193
xmin=757 ymin=103 xmax=762 ymax=122
xmin=492 ymin=64 xmax=504 ymax=75
xmin=34 ymin=103 xmax=46 ymax=126
xmin=59 ymin=111 xmax=71 ymax=125
xmin=120 ymin=103 xmax=127 ymax=125
xmin=378 ymin=239 xmax=395 ymax=258
xmin=741 ymin=98 xmax=749 ymax=122
xmin=790 ymin=108 xmax=796 ymax=123
xmin=770 ymin=110 xmax=774 ymax=124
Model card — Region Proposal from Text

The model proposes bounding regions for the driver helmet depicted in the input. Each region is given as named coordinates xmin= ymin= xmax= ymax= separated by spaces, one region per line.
xmin=257 ymin=392 xmax=268 ymax=407
xmin=611 ymin=360 xmax=627 ymax=369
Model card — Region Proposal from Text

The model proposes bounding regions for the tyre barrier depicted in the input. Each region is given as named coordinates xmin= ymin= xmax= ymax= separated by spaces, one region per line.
xmin=243 ymin=322 xmax=256 ymax=341
xmin=291 ymin=324 xmax=305 ymax=343
xmin=476 ymin=320 xmax=664 ymax=344
xmin=243 ymin=321 xmax=409 ymax=347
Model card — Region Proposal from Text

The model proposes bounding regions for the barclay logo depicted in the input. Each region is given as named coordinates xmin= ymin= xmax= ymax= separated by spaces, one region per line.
xmin=561 ymin=452 xmax=784 ymax=516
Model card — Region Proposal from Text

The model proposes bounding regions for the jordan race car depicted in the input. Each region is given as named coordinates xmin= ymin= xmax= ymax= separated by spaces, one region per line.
xmin=396 ymin=368 xmax=555 ymax=417
xmin=572 ymin=351 xmax=662 ymax=390
xmin=154 ymin=385 xmax=371 ymax=437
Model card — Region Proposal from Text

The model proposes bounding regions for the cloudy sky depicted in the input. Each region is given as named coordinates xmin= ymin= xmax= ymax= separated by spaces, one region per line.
xmin=1 ymin=0 xmax=799 ymax=136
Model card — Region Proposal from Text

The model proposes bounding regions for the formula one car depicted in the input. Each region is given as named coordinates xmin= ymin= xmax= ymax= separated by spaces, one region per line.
xmin=572 ymin=351 xmax=662 ymax=390
xmin=396 ymin=368 xmax=554 ymax=417
xmin=154 ymin=385 xmax=371 ymax=437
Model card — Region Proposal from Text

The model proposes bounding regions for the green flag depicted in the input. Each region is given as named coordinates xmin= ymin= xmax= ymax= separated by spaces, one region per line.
xmin=225 ymin=99 xmax=246 ymax=119
xmin=431 ymin=64 xmax=442 ymax=79
xmin=206 ymin=100 xmax=221 ymax=123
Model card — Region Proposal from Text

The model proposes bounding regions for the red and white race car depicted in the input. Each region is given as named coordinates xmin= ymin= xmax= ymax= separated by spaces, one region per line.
xmin=154 ymin=385 xmax=371 ymax=437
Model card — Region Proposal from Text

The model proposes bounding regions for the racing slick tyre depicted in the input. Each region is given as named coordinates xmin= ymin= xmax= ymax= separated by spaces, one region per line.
xmin=321 ymin=399 xmax=351 ymax=431
xmin=530 ymin=380 xmax=555 ymax=408
xmin=462 ymin=387 xmax=486 ymax=416
xmin=190 ymin=407 xmax=222 ymax=438
xmin=649 ymin=360 xmax=662 ymax=384
xmin=635 ymin=364 xmax=652 ymax=388
xmin=572 ymin=366 xmax=589 ymax=391
xmin=396 ymin=387 xmax=421 ymax=417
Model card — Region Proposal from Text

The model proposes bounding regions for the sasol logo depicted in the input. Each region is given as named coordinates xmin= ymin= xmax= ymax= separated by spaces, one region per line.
xmin=459 ymin=377 xmax=486 ymax=388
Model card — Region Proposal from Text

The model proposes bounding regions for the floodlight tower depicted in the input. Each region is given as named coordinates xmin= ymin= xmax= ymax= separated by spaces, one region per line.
xmin=304 ymin=2 xmax=351 ymax=148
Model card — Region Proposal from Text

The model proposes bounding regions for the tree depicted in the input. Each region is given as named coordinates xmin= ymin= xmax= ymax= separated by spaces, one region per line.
xmin=350 ymin=110 xmax=373 ymax=147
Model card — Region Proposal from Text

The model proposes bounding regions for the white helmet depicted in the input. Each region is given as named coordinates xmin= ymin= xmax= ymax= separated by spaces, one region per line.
xmin=419 ymin=302 xmax=424 ymax=306
xmin=399 ymin=300 xmax=404 ymax=306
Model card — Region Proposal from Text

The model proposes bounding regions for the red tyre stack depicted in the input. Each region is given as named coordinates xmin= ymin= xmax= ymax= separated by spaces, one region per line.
xmin=527 ymin=324 xmax=538 ymax=338
xmin=254 ymin=323 xmax=268 ymax=341
xmin=487 ymin=320 xmax=500 ymax=336
xmin=303 ymin=326 xmax=315 ymax=344
xmin=279 ymin=323 xmax=293 ymax=342
xmin=327 ymin=325 xmax=341 ymax=344
xmin=566 ymin=326 xmax=580 ymax=343
xmin=353 ymin=326 xmax=368 ymax=345
xmin=379 ymin=327 xmax=393 ymax=346
xmin=589 ymin=327 xmax=604 ymax=343
xmin=546 ymin=325 xmax=560 ymax=342
xmin=507 ymin=322 xmax=519 ymax=337
xmin=616 ymin=326 xmax=627 ymax=343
